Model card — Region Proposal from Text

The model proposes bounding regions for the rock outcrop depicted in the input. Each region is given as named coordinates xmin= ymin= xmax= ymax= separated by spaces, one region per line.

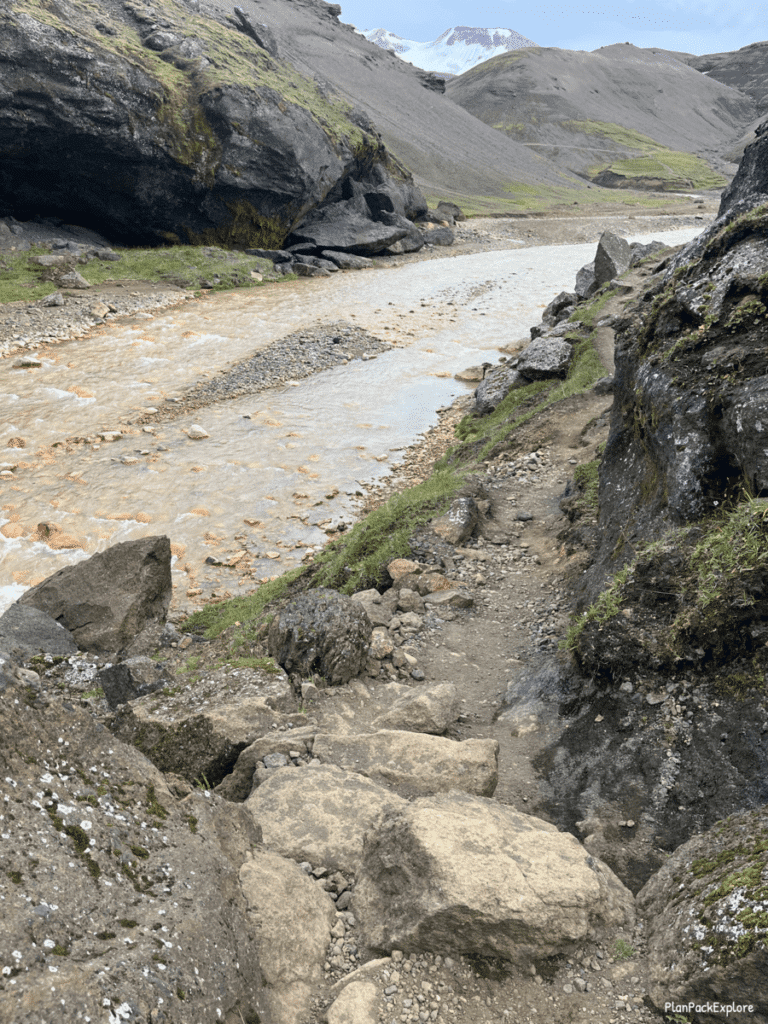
xmin=17 ymin=535 xmax=172 ymax=654
xmin=0 ymin=660 xmax=270 ymax=1024
xmin=268 ymin=588 xmax=372 ymax=684
xmin=0 ymin=0 xmax=422 ymax=250
xmin=637 ymin=806 xmax=768 ymax=1021
xmin=353 ymin=791 xmax=635 ymax=964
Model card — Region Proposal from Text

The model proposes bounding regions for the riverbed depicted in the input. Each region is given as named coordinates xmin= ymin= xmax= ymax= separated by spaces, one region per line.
xmin=0 ymin=227 xmax=701 ymax=616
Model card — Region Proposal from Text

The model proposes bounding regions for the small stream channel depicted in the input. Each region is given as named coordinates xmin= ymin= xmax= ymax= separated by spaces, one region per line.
xmin=0 ymin=228 xmax=700 ymax=616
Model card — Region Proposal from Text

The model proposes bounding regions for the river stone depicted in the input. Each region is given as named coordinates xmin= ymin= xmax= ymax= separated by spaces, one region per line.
xmin=430 ymin=495 xmax=479 ymax=545
xmin=245 ymin=763 xmax=408 ymax=873
xmin=268 ymin=587 xmax=372 ymax=684
xmin=575 ymin=260 xmax=598 ymax=299
xmin=320 ymin=250 xmax=374 ymax=269
xmin=517 ymin=337 xmax=573 ymax=380
xmin=240 ymin=849 xmax=336 ymax=1024
xmin=474 ymin=362 xmax=526 ymax=415
xmin=312 ymin=730 xmax=498 ymax=798
xmin=594 ymin=231 xmax=631 ymax=286
xmin=0 ymin=603 xmax=77 ymax=659
xmin=293 ymin=261 xmax=332 ymax=277
xmin=637 ymin=805 xmax=768 ymax=1020
xmin=326 ymin=981 xmax=379 ymax=1024
xmin=372 ymin=682 xmax=460 ymax=734
xmin=187 ymin=423 xmax=209 ymax=438
xmin=353 ymin=791 xmax=635 ymax=964
xmin=18 ymin=535 xmax=172 ymax=654
xmin=0 ymin=671 xmax=270 ymax=1024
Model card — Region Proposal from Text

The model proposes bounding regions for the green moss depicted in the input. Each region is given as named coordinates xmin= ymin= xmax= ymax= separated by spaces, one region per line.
xmin=96 ymin=930 xmax=117 ymax=940
xmin=145 ymin=784 xmax=168 ymax=821
xmin=184 ymin=202 xmax=288 ymax=251
xmin=572 ymin=458 xmax=601 ymax=513
xmin=130 ymin=844 xmax=150 ymax=860
xmin=187 ymin=815 xmax=198 ymax=834
xmin=566 ymin=120 xmax=727 ymax=190
xmin=6 ymin=870 xmax=23 ymax=884
xmin=118 ymin=918 xmax=139 ymax=929
xmin=51 ymin=943 xmax=69 ymax=956
xmin=63 ymin=823 xmax=91 ymax=854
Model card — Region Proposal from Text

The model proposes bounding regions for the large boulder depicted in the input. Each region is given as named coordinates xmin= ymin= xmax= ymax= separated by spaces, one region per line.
xmin=268 ymin=587 xmax=372 ymax=684
xmin=372 ymin=682 xmax=461 ymax=734
xmin=239 ymin=850 xmax=336 ymax=1024
xmin=108 ymin=661 xmax=295 ymax=786
xmin=473 ymin=362 xmax=526 ymax=415
xmin=0 ymin=2 xmax=404 ymax=247
xmin=17 ymin=535 xmax=172 ymax=654
xmin=594 ymin=230 xmax=631 ymax=286
xmin=717 ymin=117 xmax=768 ymax=222
xmin=245 ymin=763 xmax=408 ymax=873
xmin=638 ymin=806 xmax=768 ymax=1021
xmin=312 ymin=729 xmax=499 ymax=798
xmin=0 ymin=602 xmax=77 ymax=659
xmin=575 ymin=260 xmax=598 ymax=299
xmin=286 ymin=194 xmax=412 ymax=255
xmin=517 ymin=336 xmax=573 ymax=380
xmin=0 ymin=664 xmax=270 ymax=1024
xmin=429 ymin=495 xmax=479 ymax=545
xmin=353 ymin=791 xmax=635 ymax=964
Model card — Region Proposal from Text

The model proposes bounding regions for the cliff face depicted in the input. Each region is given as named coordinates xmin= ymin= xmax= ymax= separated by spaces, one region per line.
xmin=0 ymin=0 xmax=402 ymax=247
xmin=572 ymin=122 xmax=768 ymax=677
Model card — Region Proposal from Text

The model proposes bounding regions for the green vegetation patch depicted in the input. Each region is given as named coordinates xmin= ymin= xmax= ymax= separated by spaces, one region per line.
xmin=566 ymin=120 xmax=727 ymax=190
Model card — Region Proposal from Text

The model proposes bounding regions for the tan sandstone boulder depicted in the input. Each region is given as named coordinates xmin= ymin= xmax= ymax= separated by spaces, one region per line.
xmin=240 ymin=849 xmax=336 ymax=1024
xmin=353 ymin=790 xmax=635 ymax=965
xmin=372 ymin=681 xmax=460 ymax=734
xmin=246 ymin=763 xmax=407 ymax=873
xmin=312 ymin=729 xmax=498 ymax=798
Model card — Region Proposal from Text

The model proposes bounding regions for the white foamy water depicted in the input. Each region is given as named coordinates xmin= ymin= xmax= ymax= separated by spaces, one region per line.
xmin=0 ymin=228 xmax=701 ymax=616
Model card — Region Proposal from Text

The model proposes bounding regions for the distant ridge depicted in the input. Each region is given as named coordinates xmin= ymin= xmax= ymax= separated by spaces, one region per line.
xmin=359 ymin=25 xmax=537 ymax=76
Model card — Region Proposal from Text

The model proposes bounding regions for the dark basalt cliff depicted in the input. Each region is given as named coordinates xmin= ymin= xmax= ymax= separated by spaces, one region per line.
xmin=0 ymin=0 xmax=411 ymax=247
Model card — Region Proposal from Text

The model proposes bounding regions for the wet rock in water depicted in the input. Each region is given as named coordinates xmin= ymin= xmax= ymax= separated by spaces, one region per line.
xmin=638 ymin=805 xmax=768 ymax=1020
xmin=268 ymin=587 xmax=372 ymax=684
xmin=239 ymin=849 xmax=336 ymax=1024
xmin=474 ymin=361 xmax=526 ymax=415
xmin=517 ymin=337 xmax=573 ymax=380
xmin=353 ymin=791 xmax=635 ymax=964
xmin=18 ymin=535 xmax=172 ymax=654
xmin=0 ymin=666 xmax=270 ymax=1024
xmin=292 ymin=253 xmax=339 ymax=272
xmin=245 ymin=763 xmax=408 ymax=873
xmin=312 ymin=729 xmax=498 ymax=798
xmin=292 ymin=260 xmax=332 ymax=276
xmin=594 ymin=231 xmax=631 ymax=286
xmin=372 ymin=681 xmax=461 ymax=734
xmin=0 ymin=603 xmax=77 ymax=659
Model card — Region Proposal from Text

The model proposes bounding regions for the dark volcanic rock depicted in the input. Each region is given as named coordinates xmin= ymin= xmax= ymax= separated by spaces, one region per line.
xmin=0 ymin=603 xmax=77 ymax=660
xmin=18 ymin=536 xmax=172 ymax=654
xmin=286 ymin=195 xmax=412 ymax=255
xmin=718 ymin=117 xmax=768 ymax=221
xmin=268 ymin=587 xmax=372 ymax=684
xmin=575 ymin=260 xmax=598 ymax=299
xmin=517 ymin=337 xmax=573 ymax=380
xmin=594 ymin=231 xmax=631 ymax=285
xmin=473 ymin=362 xmax=526 ymax=415
xmin=97 ymin=655 xmax=169 ymax=710
xmin=0 ymin=2 xmax=411 ymax=247
xmin=638 ymin=806 xmax=768 ymax=1021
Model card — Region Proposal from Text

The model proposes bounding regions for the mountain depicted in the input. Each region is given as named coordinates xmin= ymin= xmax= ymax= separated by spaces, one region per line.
xmin=360 ymin=25 xmax=537 ymax=77
xmin=446 ymin=43 xmax=758 ymax=190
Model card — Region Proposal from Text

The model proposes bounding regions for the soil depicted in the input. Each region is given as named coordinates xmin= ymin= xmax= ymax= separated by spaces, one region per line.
xmin=2 ymin=207 xmax=716 ymax=1023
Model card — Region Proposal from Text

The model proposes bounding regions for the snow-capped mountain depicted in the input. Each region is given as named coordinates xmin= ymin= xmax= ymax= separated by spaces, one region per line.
xmin=359 ymin=25 xmax=537 ymax=77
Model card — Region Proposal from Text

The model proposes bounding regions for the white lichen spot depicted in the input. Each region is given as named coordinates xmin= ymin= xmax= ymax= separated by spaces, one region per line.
xmin=43 ymin=939 xmax=56 ymax=949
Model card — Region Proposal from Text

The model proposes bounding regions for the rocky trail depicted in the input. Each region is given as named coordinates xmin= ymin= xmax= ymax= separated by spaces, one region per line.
xmin=3 ymin=195 xmax=767 ymax=1024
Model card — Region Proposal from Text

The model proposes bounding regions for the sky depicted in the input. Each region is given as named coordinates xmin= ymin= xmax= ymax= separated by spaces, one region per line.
xmin=338 ymin=0 xmax=765 ymax=56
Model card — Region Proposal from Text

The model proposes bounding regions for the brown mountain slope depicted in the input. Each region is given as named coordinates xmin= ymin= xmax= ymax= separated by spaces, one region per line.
xmin=199 ymin=0 xmax=584 ymax=204
xmin=446 ymin=43 xmax=757 ymax=190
